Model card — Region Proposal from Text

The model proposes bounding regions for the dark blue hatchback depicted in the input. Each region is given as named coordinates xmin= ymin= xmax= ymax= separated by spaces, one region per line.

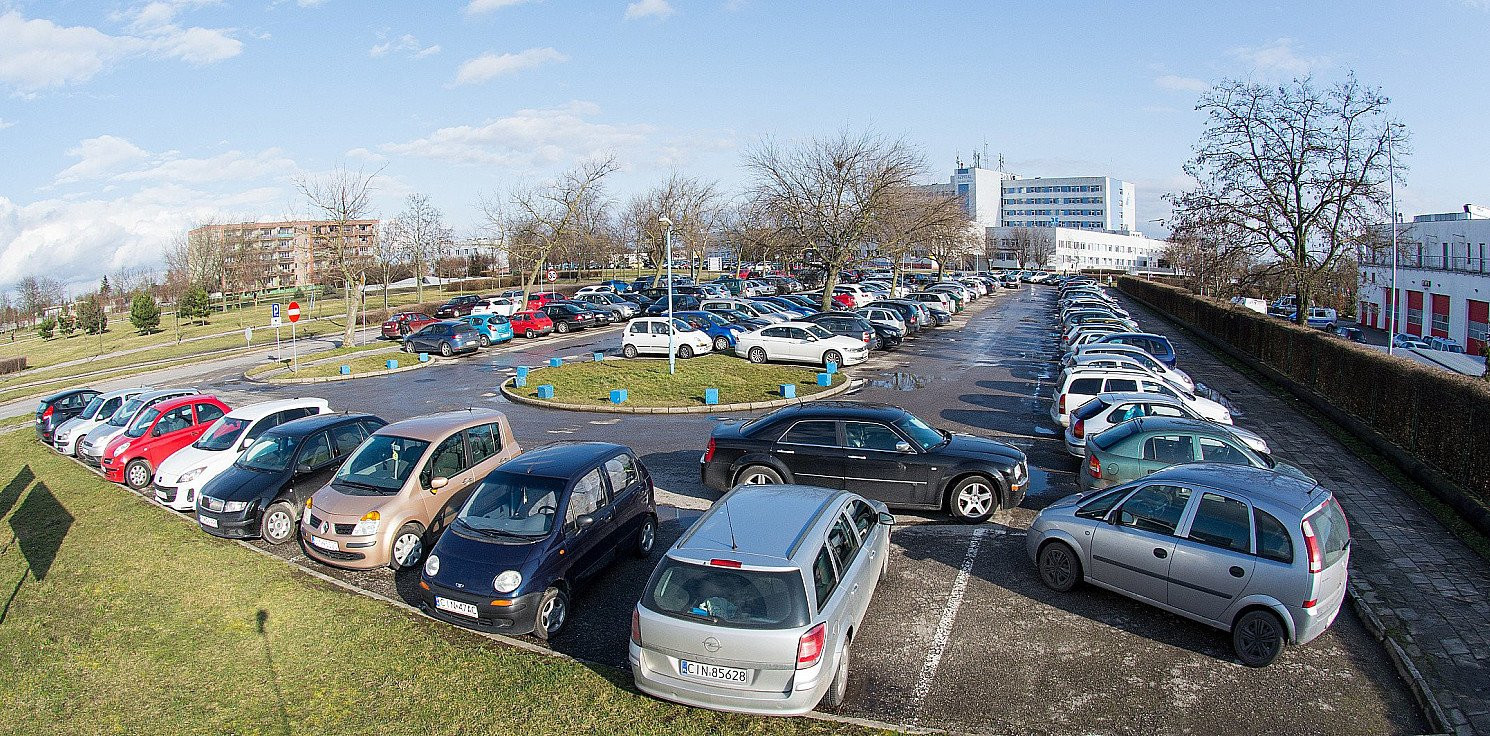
xmin=419 ymin=442 xmax=657 ymax=640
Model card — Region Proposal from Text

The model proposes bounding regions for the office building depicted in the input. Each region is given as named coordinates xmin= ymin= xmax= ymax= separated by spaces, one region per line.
xmin=190 ymin=219 xmax=379 ymax=290
xmin=980 ymin=226 xmax=1167 ymax=272
xmin=1358 ymin=204 xmax=1490 ymax=354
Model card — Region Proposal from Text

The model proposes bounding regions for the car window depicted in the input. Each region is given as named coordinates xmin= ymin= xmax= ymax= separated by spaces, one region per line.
xmin=195 ymin=403 xmax=226 ymax=425
xmin=1255 ymin=509 xmax=1295 ymax=564
xmin=781 ymin=420 xmax=838 ymax=447
xmin=1070 ymin=378 xmax=1102 ymax=395
xmin=154 ymin=405 xmax=195 ymax=435
xmin=1198 ymin=437 xmax=1251 ymax=464
xmin=421 ymin=433 xmax=468 ymax=487
xmin=297 ymin=431 xmax=335 ymax=469
xmin=844 ymin=422 xmax=905 ymax=452
xmin=1187 ymin=492 xmax=1252 ymax=552
xmin=565 ymin=468 xmax=608 ymax=524
xmin=1107 ymin=404 xmax=1145 ymax=423
xmin=1116 ymin=484 xmax=1192 ymax=535
xmin=643 ymin=558 xmax=810 ymax=629
xmin=827 ymin=513 xmax=861 ymax=571
xmin=1149 ymin=404 xmax=1187 ymax=418
xmin=848 ymin=499 xmax=877 ymax=538
xmin=604 ymin=453 xmax=640 ymax=492
xmin=1142 ymin=381 xmax=1178 ymax=397
xmin=811 ymin=546 xmax=839 ymax=610
xmin=466 ymin=423 xmax=499 ymax=463
xmin=761 ymin=326 xmax=788 ymax=338
xmin=1105 ymin=378 xmax=1139 ymax=393
xmin=330 ymin=423 xmax=366 ymax=457
xmin=630 ymin=322 xmax=648 ymax=334
xmin=1142 ymin=434 xmax=1196 ymax=464
xmin=650 ymin=321 xmax=670 ymax=335
xmin=1305 ymin=498 xmax=1351 ymax=569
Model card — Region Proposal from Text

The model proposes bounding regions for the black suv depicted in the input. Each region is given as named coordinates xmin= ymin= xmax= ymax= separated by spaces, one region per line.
xmin=538 ymin=303 xmax=597 ymax=334
xmin=701 ymin=402 xmax=1028 ymax=523
xmin=35 ymin=387 xmax=101 ymax=443
xmin=434 ymin=295 xmax=482 ymax=318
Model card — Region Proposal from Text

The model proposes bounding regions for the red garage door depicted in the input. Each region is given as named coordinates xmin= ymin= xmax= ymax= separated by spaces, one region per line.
xmin=1430 ymin=294 xmax=1450 ymax=338
xmin=1406 ymin=291 xmax=1424 ymax=336
xmin=1468 ymin=300 xmax=1488 ymax=356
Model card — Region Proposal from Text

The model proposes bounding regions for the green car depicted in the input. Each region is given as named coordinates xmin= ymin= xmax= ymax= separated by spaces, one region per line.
xmin=1079 ymin=416 xmax=1310 ymax=492
xmin=927 ymin=289 xmax=964 ymax=312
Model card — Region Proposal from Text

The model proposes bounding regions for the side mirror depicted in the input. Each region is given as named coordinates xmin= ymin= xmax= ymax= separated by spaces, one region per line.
xmin=240 ymin=437 xmax=254 ymax=451
xmin=296 ymin=462 xmax=313 ymax=474
xmin=878 ymin=512 xmax=896 ymax=526
xmin=574 ymin=514 xmax=596 ymax=531
xmin=430 ymin=476 xmax=449 ymax=491
xmin=895 ymin=441 xmax=913 ymax=453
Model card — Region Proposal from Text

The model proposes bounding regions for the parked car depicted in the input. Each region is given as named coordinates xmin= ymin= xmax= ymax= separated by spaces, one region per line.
xmin=631 ymin=484 xmax=892 ymax=714
xmin=420 ymin=442 xmax=657 ymax=639
xmin=700 ymin=298 xmax=789 ymax=324
xmin=1084 ymin=333 xmax=1178 ymax=368
xmin=154 ymin=398 xmax=331 ymax=512
xmin=575 ymin=284 xmax=618 ymax=296
xmin=701 ymin=402 xmax=1028 ymax=522
xmin=540 ymin=302 xmax=598 ymax=334
xmin=674 ymin=310 xmax=747 ymax=352
xmin=434 ymin=295 xmax=483 ymax=319
xmin=381 ymin=312 xmax=438 ymax=339
xmin=525 ymin=291 xmax=565 ymax=310
xmin=622 ymin=317 xmax=714 ymax=359
xmin=799 ymin=311 xmax=878 ymax=350
xmin=459 ymin=314 xmax=516 ymax=347
xmin=1330 ymin=325 xmax=1364 ymax=343
xmin=53 ymin=387 xmax=142 ymax=455
xmin=101 ymin=395 xmax=231 ymax=489
xmin=303 ymin=409 xmax=522 ymax=570
xmin=1284 ymin=306 xmax=1338 ymax=330
xmin=1028 ymin=463 xmax=1351 ymax=667
xmin=196 ymin=413 xmax=388 ymax=544
xmin=510 ymin=310 xmax=554 ymax=339
xmin=1426 ymin=335 xmax=1465 ymax=353
xmin=403 ymin=320 xmax=483 ymax=357
xmin=77 ymin=388 xmax=197 ymax=467
xmin=753 ymin=296 xmax=815 ymax=318
xmin=735 ymin=322 xmax=869 ymax=368
xmin=1079 ymin=416 xmax=1309 ymax=491
xmin=1051 ymin=367 xmax=1230 ymax=428
xmin=469 ymin=296 xmax=523 ymax=317
xmin=35 ymin=387 xmax=100 ymax=445
xmin=906 ymin=291 xmax=955 ymax=314
xmin=643 ymin=295 xmax=703 ymax=317
xmin=866 ymin=299 xmax=927 ymax=334
xmin=1062 ymin=392 xmax=1226 ymax=458
xmin=573 ymin=292 xmax=640 ymax=318
xmin=1066 ymin=352 xmax=1195 ymax=393
xmin=713 ymin=308 xmax=771 ymax=332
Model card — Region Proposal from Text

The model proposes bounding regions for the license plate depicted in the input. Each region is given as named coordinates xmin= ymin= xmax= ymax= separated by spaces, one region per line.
xmin=198 ymin=515 xmax=218 ymax=528
xmin=435 ymin=596 xmax=478 ymax=618
xmin=309 ymin=535 xmax=337 ymax=552
xmin=679 ymin=659 xmax=749 ymax=684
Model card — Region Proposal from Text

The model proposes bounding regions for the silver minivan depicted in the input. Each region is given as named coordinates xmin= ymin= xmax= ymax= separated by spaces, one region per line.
xmin=630 ymin=484 xmax=893 ymax=715
xmin=1026 ymin=463 xmax=1350 ymax=667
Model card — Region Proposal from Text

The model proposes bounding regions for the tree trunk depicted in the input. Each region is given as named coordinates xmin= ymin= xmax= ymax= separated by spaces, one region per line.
xmin=343 ymin=278 xmax=356 ymax=346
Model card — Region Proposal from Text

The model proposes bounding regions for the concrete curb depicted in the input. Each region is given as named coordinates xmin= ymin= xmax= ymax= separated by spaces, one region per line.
xmin=497 ymin=367 xmax=855 ymax=413
xmin=249 ymin=352 xmax=441 ymax=384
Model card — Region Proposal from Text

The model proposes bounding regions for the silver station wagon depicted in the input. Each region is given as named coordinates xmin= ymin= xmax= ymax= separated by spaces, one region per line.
xmin=630 ymin=484 xmax=893 ymax=715
xmin=1027 ymin=463 xmax=1351 ymax=667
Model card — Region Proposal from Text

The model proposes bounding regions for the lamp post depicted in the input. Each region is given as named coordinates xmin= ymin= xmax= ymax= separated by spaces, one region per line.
xmin=659 ymin=216 xmax=676 ymax=375
xmin=1387 ymin=133 xmax=1399 ymax=355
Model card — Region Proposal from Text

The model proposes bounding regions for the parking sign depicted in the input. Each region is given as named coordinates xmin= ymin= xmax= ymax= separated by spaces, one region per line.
xmin=271 ymin=303 xmax=282 ymax=327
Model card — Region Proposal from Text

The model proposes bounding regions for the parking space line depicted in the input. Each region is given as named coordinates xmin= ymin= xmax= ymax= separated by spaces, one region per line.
xmin=908 ymin=526 xmax=986 ymax=725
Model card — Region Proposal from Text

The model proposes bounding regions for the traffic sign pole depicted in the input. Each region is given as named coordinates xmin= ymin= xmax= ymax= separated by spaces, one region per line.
xmin=287 ymin=301 xmax=302 ymax=372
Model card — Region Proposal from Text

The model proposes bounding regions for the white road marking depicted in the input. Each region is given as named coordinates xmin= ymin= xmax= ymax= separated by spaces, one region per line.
xmin=909 ymin=526 xmax=987 ymax=725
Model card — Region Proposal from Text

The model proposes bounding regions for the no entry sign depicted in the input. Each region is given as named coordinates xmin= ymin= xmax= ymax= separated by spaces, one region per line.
xmin=287 ymin=301 xmax=301 ymax=323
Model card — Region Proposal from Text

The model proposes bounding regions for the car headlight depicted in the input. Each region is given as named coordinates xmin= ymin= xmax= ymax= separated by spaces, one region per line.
xmin=178 ymin=467 xmax=205 ymax=484
xmin=352 ymin=511 xmax=380 ymax=536
xmin=223 ymin=500 xmax=250 ymax=513
xmin=113 ymin=442 xmax=131 ymax=456
xmin=424 ymin=554 xmax=440 ymax=577
xmin=493 ymin=570 xmax=522 ymax=593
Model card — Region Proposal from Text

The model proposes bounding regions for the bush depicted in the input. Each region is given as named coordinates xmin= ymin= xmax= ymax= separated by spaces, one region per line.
xmin=37 ymin=317 xmax=55 ymax=339
xmin=0 ymin=356 xmax=27 ymax=374
xmin=177 ymin=288 xmax=211 ymax=325
xmin=130 ymin=293 xmax=161 ymax=334
xmin=56 ymin=312 xmax=75 ymax=336
xmin=76 ymin=296 xmax=107 ymax=335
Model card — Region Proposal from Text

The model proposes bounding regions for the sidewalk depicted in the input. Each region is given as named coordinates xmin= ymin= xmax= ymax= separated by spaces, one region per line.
xmin=1121 ymin=295 xmax=1490 ymax=735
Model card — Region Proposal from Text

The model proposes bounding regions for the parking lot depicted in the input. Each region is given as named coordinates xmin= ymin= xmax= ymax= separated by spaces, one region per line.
xmin=110 ymin=284 xmax=1425 ymax=734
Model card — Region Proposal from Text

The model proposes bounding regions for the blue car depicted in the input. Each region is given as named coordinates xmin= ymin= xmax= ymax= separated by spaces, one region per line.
xmin=459 ymin=314 xmax=515 ymax=347
xmin=674 ymin=310 xmax=747 ymax=352
xmin=599 ymin=279 xmax=634 ymax=294
xmin=1091 ymin=332 xmax=1177 ymax=368
xmin=419 ymin=442 xmax=657 ymax=641
xmin=752 ymin=296 xmax=816 ymax=318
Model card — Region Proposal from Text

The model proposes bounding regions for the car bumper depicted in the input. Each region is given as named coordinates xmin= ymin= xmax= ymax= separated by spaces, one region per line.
xmin=300 ymin=527 xmax=384 ymax=569
xmin=197 ymin=508 xmax=260 ymax=539
xmin=630 ymin=642 xmax=829 ymax=717
xmin=700 ymin=459 xmax=732 ymax=492
xmin=1063 ymin=430 xmax=1086 ymax=458
xmin=419 ymin=583 xmax=542 ymax=634
xmin=100 ymin=458 xmax=126 ymax=483
xmin=153 ymin=483 xmax=200 ymax=512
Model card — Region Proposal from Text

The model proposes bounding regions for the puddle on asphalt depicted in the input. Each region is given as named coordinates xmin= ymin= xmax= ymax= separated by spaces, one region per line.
xmin=867 ymin=372 xmax=948 ymax=391
xmin=1024 ymin=464 xmax=1061 ymax=498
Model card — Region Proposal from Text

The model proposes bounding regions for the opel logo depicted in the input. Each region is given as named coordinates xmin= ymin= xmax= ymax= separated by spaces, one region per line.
xmin=703 ymin=637 xmax=721 ymax=653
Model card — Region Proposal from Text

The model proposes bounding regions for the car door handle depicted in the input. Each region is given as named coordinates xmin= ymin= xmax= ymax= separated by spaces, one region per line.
xmin=847 ymin=455 xmax=866 ymax=460
xmin=775 ymin=449 xmax=795 ymax=455
xmin=1152 ymin=548 xmax=1168 ymax=559
xmin=1229 ymin=566 xmax=1245 ymax=578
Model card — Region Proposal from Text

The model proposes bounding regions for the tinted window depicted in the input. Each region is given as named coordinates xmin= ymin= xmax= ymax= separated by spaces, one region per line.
xmin=844 ymin=422 xmax=905 ymax=452
xmin=195 ymin=403 xmax=226 ymax=425
xmin=565 ymin=468 xmax=607 ymax=524
xmin=1255 ymin=509 xmax=1295 ymax=564
xmin=848 ymin=499 xmax=877 ymax=538
xmin=1069 ymin=378 xmax=1102 ymax=395
xmin=642 ymin=559 xmax=809 ymax=629
xmin=1142 ymin=434 xmax=1196 ymax=464
xmin=421 ymin=433 xmax=468 ymax=487
xmin=604 ymin=454 xmax=639 ymax=492
xmin=1188 ymin=492 xmax=1251 ymax=552
xmin=827 ymin=514 xmax=861 ymax=571
xmin=466 ymin=423 xmax=499 ymax=463
xmin=297 ymin=431 xmax=335 ymax=469
xmin=1198 ymin=437 xmax=1250 ymax=464
xmin=1075 ymin=487 xmax=1128 ymax=520
xmin=761 ymin=327 xmax=789 ymax=338
xmin=1105 ymin=378 xmax=1139 ymax=393
xmin=811 ymin=547 xmax=839 ymax=609
xmin=781 ymin=420 xmax=838 ymax=447
xmin=330 ymin=423 xmax=366 ymax=456
xmin=1117 ymin=484 xmax=1192 ymax=535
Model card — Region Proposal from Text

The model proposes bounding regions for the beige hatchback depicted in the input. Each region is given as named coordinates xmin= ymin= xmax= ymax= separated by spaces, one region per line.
xmin=301 ymin=409 xmax=521 ymax=570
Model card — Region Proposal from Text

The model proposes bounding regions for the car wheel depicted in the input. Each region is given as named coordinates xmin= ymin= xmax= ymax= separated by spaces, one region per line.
xmin=261 ymin=501 xmax=296 ymax=545
xmin=479 ymin=334 xmax=490 ymax=348
xmin=622 ymin=344 xmax=639 ymax=359
xmin=1233 ymin=609 xmax=1286 ymax=667
xmin=677 ymin=344 xmax=694 ymax=359
xmin=822 ymin=642 xmax=850 ymax=708
xmin=948 ymin=476 xmax=997 ymax=523
xmin=124 ymin=459 xmax=152 ymax=490
xmin=555 ymin=322 xmax=570 ymax=334
xmin=735 ymin=464 xmax=783 ymax=486
xmin=634 ymin=515 xmax=657 ymax=558
xmin=714 ymin=335 xmax=730 ymax=351
xmin=524 ymin=328 xmax=536 ymax=339
xmin=402 ymin=342 xmax=412 ymax=353
xmin=439 ymin=341 xmax=453 ymax=357
xmin=747 ymin=347 xmax=767 ymax=364
xmin=389 ymin=522 xmax=425 ymax=570
xmin=1037 ymin=541 xmax=1081 ymax=592
xmin=534 ymin=587 xmax=568 ymax=642
xmin=823 ymin=350 xmax=843 ymax=368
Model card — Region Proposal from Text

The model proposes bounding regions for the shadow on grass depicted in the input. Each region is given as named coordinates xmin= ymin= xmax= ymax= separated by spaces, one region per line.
xmin=3 ymin=475 xmax=72 ymax=625
xmin=255 ymin=609 xmax=293 ymax=736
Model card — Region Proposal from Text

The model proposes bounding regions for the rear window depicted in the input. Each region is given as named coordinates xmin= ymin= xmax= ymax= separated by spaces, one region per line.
xmin=642 ymin=558 xmax=809 ymax=630
xmin=1072 ymin=397 xmax=1110 ymax=421
xmin=1089 ymin=420 xmax=1140 ymax=451
xmin=1306 ymin=498 xmax=1351 ymax=569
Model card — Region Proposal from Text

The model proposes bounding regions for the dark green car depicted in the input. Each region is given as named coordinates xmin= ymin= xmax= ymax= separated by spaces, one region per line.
xmin=1079 ymin=416 xmax=1309 ymax=492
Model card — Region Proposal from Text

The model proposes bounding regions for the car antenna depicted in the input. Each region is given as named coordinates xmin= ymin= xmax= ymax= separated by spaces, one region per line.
xmin=723 ymin=498 xmax=740 ymax=551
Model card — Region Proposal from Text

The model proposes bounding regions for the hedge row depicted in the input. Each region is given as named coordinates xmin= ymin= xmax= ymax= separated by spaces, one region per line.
xmin=1118 ymin=276 xmax=1490 ymax=510
xmin=0 ymin=356 xmax=26 ymax=375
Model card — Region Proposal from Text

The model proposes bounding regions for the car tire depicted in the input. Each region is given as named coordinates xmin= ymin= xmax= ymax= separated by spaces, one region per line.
xmin=261 ymin=501 xmax=296 ymax=545
xmin=747 ymin=347 xmax=767 ymax=364
xmin=714 ymin=335 xmax=730 ymax=351
xmin=524 ymin=328 xmax=536 ymax=339
xmin=735 ymin=464 xmax=783 ymax=486
xmin=479 ymin=334 xmax=490 ymax=348
xmin=438 ymin=341 xmax=452 ymax=357
xmin=534 ymin=587 xmax=568 ymax=642
xmin=124 ymin=459 xmax=152 ymax=490
xmin=948 ymin=476 xmax=998 ymax=523
xmin=1233 ymin=609 xmax=1286 ymax=667
xmin=622 ymin=344 xmax=639 ymax=359
xmin=822 ymin=642 xmax=850 ymax=708
xmin=677 ymin=344 xmax=694 ymax=359
xmin=555 ymin=322 xmax=570 ymax=334
xmin=823 ymin=350 xmax=843 ymax=368
xmin=1037 ymin=541 xmax=1081 ymax=592
xmin=402 ymin=342 xmax=412 ymax=353
xmin=389 ymin=522 xmax=425 ymax=570
xmin=634 ymin=515 xmax=657 ymax=558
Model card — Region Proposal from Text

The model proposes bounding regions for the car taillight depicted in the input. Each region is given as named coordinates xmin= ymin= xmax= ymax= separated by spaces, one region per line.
xmin=708 ymin=558 xmax=742 ymax=568
xmin=41 ymin=406 xmax=53 ymax=420
xmin=1302 ymin=519 xmax=1324 ymax=573
xmin=862 ymin=331 xmax=871 ymax=343
xmin=1058 ymin=394 xmax=1066 ymax=414
xmin=797 ymin=623 xmax=826 ymax=669
xmin=1073 ymin=418 xmax=1084 ymax=439
xmin=703 ymin=437 xmax=716 ymax=463
xmin=1088 ymin=454 xmax=1101 ymax=478
xmin=630 ymin=608 xmax=641 ymax=646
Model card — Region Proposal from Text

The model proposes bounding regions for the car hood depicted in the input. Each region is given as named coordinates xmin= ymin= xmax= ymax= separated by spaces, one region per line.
xmin=85 ymin=424 xmax=127 ymax=448
xmin=156 ymin=445 xmax=231 ymax=481
xmin=428 ymin=525 xmax=548 ymax=592
xmin=1189 ymin=396 xmax=1233 ymax=424
xmin=941 ymin=433 xmax=1025 ymax=464
xmin=200 ymin=464 xmax=286 ymax=503
xmin=309 ymin=483 xmax=406 ymax=519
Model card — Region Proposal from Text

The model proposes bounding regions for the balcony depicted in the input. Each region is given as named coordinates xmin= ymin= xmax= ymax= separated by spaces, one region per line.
xmin=1360 ymin=250 xmax=1490 ymax=275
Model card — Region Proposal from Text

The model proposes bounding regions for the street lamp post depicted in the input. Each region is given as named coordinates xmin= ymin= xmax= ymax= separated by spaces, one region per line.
xmin=659 ymin=216 xmax=676 ymax=375
xmin=1387 ymin=133 xmax=1399 ymax=355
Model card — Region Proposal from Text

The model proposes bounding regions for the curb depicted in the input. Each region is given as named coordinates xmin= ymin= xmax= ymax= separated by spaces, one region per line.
xmin=251 ymin=353 xmax=441 ymax=384
xmin=497 ymin=368 xmax=855 ymax=413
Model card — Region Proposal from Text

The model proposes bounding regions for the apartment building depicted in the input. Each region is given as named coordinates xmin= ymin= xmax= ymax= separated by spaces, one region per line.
xmin=189 ymin=219 xmax=379 ymax=289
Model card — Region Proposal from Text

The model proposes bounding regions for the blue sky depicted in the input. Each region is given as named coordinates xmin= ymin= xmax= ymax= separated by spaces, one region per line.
xmin=2 ymin=0 xmax=1488 ymax=293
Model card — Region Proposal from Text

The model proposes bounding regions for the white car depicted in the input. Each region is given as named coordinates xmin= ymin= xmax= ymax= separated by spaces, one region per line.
xmin=152 ymin=398 xmax=331 ymax=511
xmin=1065 ymin=354 xmax=1194 ymax=392
xmin=77 ymin=388 xmax=198 ymax=467
xmin=1063 ymin=344 xmax=1193 ymax=389
xmin=736 ymin=321 xmax=869 ymax=367
xmin=1060 ymin=392 xmax=1242 ymax=458
xmin=1050 ymin=367 xmax=1231 ymax=428
xmin=621 ymin=317 xmax=713 ymax=359
xmin=906 ymin=291 xmax=955 ymax=313
xmin=52 ymin=388 xmax=148 ymax=456
xmin=469 ymin=297 xmax=522 ymax=317
xmin=575 ymin=284 xmax=617 ymax=296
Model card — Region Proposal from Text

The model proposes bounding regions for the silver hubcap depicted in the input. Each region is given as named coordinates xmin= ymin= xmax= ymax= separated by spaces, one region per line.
xmin=957 ymin=482 xmax=993 ymax=517
xmin=266 ymin=511 xmax=291 ymax=541
xmin=128 ymin=464 xmax=148 ymax=487
xmin=540 ymin=595 xmax=565 ymax=633
xmin=716 ymin=337 xmax=728 ymax=350
xmin=393 ymin=533 xmax=422 ymax=566
xmin=640 ymin=521 xmax=655 ymax=552
xmin=743 ymin=471 xmax=774 ymax=485
xmin=750 ymin=349 xmax=765 ymax=363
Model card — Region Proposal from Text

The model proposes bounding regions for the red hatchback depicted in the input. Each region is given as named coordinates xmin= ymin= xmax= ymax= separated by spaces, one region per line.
xmin=509 ymin=310 xmax=554 ymax=339
xmin=524 ymin=291 xmax=564 ymax=310
xmin=381 ymin=312 xmax=438 ymax=339
xmin=102 ymin=395 xmax=231 ymax=489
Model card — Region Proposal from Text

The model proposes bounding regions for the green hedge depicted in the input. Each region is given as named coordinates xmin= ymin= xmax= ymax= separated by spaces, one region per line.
xmin=1118 ymin=276 xmax=1490 ymax=511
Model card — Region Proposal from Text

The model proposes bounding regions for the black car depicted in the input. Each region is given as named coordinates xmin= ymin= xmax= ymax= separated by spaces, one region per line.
xmin=553 ymin=300 xmax=616 ymax=326
xmin=35 ymin=387 xmax=101 ymax=443
xmin=434 ymin=295 xmax=482 ymax=318
xmin=419 ymin=442 xmax=656 ymax=640
xmin=701 ymin=402 xmax=1028 ymax=523
xmin=800 ymin=311 xmax=878 ymax=350
xmin=403 ymin=320 xmax=483 ymax=356
xmin=539 ymin=303 xmax=597 ymax=333
xmin=196 ymin=413 xmax=388 ymax=544
xmin=642 ymin=294 xmax=702 ymax=317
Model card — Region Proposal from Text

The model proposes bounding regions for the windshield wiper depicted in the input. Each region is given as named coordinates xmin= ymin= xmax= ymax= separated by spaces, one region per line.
xmin=457 ymin=519 xmax=532 ymax=539
xmin=335 ymin=479 xmax=388 ymax=493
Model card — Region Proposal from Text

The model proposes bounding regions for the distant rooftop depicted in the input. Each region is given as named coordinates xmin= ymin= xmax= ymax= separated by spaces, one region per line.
xmin=1413 ymin=204 xmax=1489 ymax=223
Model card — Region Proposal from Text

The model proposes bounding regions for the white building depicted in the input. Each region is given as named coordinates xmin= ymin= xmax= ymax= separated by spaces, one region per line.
xmin=982 ymin=226 xmax=1167 ymax=273
xmin=1000 ymin=175 xmax=1137 ymax=234
xmin=1358 ymin=204 xmax=1490 ymax=354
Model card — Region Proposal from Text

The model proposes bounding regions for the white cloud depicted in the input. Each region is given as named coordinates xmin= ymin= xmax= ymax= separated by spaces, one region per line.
xmin=380 ymin=101 xmax=652 ymax=168
xmin=625 ymin=0 xmax=675 ymax=20
xmin=370 ymin=33 xmax=440 ymax=59
xmin=54 ymin=135 xmax=151 ymax=184
xmin=1230 ymin=38 xmax=1331 ymax=77
xmin=1154 ymin=74 xmax=1208 ymax=93
xmin=0 ymin=118 xmax=14 ymax=130
xmin=452 ymin=47 xmax=566 ymax=86
xmin=465 ymin=0 xmax=536 ymax=13
xmin=345 ymin=147 xmax=388 ymax=163
xmin=115 ymin=148 xmax=297 ymax=185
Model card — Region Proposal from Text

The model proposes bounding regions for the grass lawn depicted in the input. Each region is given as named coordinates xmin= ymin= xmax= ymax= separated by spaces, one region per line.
xmin=245 ymin=341 xmax=396 ymax=378
xmin=268 ymin=350 xmax=428 ymax=380
xmin=0 ymin=433 xmax=879 ymax=736
xmin=517 ymin=354 xmax=846 ymax=407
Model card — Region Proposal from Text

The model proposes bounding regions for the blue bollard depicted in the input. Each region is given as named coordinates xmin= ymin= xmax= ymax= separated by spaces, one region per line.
xmin=516 ymin=366 xmax=530 ymax=381
xmin=549 ymin=357 xmax=563 ymax=368
xmin=825 ymin=361 xmax=838 ymax=374
xmin=817 ymin=373 xmax=831 ymax=387
xmin=514 ymin=375 xmax=527 ymax=388
xmin=610 ymin=389 xmax=628 ymax=404
xmin=704 ymin=388 xmax=719 ymax=405
xmin=339 ymin=365 xmax=351 ymax=375
xmin=386 ymin=359 xmax=399 ymax=370
xmin=537 ymin=384 xmax=555 ymax=399
xmin=780 ymin=383 xmax=796 ymax=399
xmin=418 ymin=352 xmax=430 ymax=363
xmin=593 ymin=352 xmax=605 ymax=362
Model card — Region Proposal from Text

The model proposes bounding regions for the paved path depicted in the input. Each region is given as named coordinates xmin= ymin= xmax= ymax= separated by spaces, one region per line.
xmin=1120 ymin=291 xmax=1490 ymax=735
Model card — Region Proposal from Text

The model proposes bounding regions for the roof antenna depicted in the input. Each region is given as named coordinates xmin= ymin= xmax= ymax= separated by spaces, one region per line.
xmin=722 ymin=497 xmax=740 ymax=551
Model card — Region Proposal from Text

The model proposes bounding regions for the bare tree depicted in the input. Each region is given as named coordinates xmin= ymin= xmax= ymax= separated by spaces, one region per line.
xmin=746 ymin=129 xmax=926 ymax=310
xmin=872 ymin=186 xmax=969 ymax=287
xmin=14 ymin=276 xmax=63 ymax=325
xmin=296 ymin=166 xmax=382 ymax=346
xmin=622 ymin=174 xmax=720 ymax=280
xmin=1169 ymin=75 xmax=1407 ymax=324
xmin=373 ymin=221 xmax=409 ymax=308
xmin=165 ymin=220 xmax=228 ymax=293
xmin=480 ymin=157 xmax=617 ymax=303
xmin=385 ymin=193 xmax=452 ymax=303
xmin=923 ymin=218 xmax=979 ymax=278
xmin=717 ymin=198 xmax=795 ymax=275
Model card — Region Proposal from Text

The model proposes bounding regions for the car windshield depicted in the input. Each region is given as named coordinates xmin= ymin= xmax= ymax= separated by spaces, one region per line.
xmin=77 ymin=396 xmax=107 ymax=420
xmin=193 ymin=417 xmax=251 ymax=451
xmin=894 ymin=413 xmax=946 ymax=449
xmin=456 ymin=473 xmax=566 ymax=537
xmin=671 ymin=318 xmax=694 ymax=333
xmin=333 ymin=435 xmax=430 ymax=495
xmin=125 ymin=407 xmax=161 ymax=438
xmin=642 ymin=558 xmax=810 ymax=629
xmin=108 ymin=399 xmax=144 ymax=426
xmin=238 ymin=432 xmax=303 ymax=472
